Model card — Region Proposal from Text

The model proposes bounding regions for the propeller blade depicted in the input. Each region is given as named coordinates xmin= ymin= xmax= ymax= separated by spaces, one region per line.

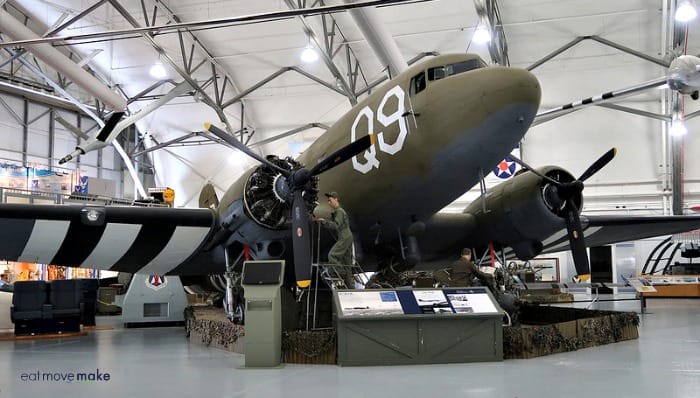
xmin=95 ymin=112 xmax=125 ymax=142
xmin=291 ymin=190 xmax=312 ymax=288
xmin=508 ymin=153 xmax=561 ymax=186
xmin=578 ymin=147 xmax=617 ymax=182
xmin=564 ymin=201 xmax=590 ymax=279
xmin=198 ymin=183 xmax=219 ymax=209
xmin=310 ymin=134 xmax=374 ymax=176
xmin=205 ymin=123 xmax=290 ymax=176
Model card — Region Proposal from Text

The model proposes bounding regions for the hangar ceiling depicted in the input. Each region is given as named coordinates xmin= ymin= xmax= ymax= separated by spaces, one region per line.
xmin=0 ymin=0 xmax=698 ymax=214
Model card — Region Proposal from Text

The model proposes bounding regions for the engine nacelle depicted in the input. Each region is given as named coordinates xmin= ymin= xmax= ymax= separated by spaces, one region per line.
xmin=463 ymin=166 xmax=582 ymax=259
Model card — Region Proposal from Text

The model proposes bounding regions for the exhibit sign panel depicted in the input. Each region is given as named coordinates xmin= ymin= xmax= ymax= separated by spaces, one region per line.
xmin=337 ymin=288 xmax=500 ymax=316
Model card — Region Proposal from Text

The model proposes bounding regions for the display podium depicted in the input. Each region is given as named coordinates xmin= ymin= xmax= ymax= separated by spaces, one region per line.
xmin=335 ymin=287 xmax=504 ymax=366
xmin=241 ymin=260 xmax=285 ymax=367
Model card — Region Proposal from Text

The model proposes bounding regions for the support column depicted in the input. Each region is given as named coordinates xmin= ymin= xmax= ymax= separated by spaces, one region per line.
xmin=48 ymin=108 xmax=55 ymax=169
xmin=672 ymin=134 xmax=684 ymax=214
xmin=22 ymin=99 xmax=28 ymax=166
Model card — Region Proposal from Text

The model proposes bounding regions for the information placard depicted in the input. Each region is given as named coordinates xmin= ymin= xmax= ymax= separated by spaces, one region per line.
xmin=413 ymin=290 xmax=453 ymax=313
xmin=627 ymin=279 xmax=657 ymax=293
xmin=337 ymin=290 xmax=404 ymax=316
xmin=444 ymin=289 xmax=499 ymax=314
xmin=337 ymin=287 xmax=501 ymax=317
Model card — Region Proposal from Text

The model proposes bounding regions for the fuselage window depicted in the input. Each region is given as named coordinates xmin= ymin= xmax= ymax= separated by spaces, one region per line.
xmin=409 ymin=72 xmax=426 ymax=96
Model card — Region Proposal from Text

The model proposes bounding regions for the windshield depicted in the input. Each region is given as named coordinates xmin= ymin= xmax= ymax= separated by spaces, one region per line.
xmin=428 ymin=59 xmax=485 ymax=81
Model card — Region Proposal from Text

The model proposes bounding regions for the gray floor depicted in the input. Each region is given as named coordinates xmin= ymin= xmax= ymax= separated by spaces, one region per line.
xmin=1 ymin=297 xmax=699 ymax=398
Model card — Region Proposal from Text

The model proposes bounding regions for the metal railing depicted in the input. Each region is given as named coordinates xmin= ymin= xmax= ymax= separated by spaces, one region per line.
xmin=0 ymin=186 xmax=168 ymax=207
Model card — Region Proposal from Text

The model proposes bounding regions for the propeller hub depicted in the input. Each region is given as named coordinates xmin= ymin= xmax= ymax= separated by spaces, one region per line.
xmin=291 ymin=168 xmax=312 ymax=190
xmin=272 ymin=174 xmax=290 ymax=203
xmin=559 ymin=180 xmax=584 ymax=199
xmin=542 ymin=184 xmax=565 ymax=212
xmin=541 ymin=168 xmax=583 ymax=217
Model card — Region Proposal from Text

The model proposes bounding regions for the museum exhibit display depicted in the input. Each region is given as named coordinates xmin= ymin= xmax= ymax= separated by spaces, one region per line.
xmin=0 ymin=0 xmax=700 ymax=397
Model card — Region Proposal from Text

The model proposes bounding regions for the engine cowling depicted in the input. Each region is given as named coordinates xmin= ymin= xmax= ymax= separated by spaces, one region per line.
xmin=243 ymin=156 xmax=318 ymax=230
xmin=463 ymin=166 xmax=582 ymax=260
xmin=207 ymin=157 xmax=319 ymax=256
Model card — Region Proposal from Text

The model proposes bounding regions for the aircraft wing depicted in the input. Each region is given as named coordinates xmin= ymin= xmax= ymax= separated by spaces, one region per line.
xmin=539 ymin=214 xmax=700 ymax=254
xmin=0 ymin=204 xmax=225 ymax=275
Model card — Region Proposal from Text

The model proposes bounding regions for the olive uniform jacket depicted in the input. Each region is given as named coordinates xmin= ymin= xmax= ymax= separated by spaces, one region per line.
xmin=450 ymin=257 xmax=494 ymax=288
xmin=321 ymin=206 xmax=353 ymax=265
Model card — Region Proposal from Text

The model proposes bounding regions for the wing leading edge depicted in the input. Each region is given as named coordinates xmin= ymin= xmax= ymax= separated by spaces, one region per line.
xmin=0 ymin=204 xmax=225 ymax=276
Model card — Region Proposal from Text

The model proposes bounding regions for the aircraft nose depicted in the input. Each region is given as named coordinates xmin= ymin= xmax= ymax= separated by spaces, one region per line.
xmin=478 ymin=67 xmax=541 ymax=115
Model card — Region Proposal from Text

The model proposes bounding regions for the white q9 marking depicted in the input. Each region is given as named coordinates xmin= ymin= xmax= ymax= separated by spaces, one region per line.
xmin=351 ymin=85 xmax=409 ymax=174
xmin=350 ymin=107 xmax=379 ymax=174
xmin=377 ymin=86 xmax=408 ymax=155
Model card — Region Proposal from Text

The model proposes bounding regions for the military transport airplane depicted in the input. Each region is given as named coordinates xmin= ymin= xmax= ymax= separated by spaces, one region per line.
xmin=1 ymin=53 xmax=700 ymax=300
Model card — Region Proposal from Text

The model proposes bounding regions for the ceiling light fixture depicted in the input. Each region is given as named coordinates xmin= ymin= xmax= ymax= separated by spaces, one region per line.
xmin=675 ymin=0 xmax=697 ymax=22
xmin=300 ymin=44 xmax=319 ymax=63
xmin=670 ymin=118 xmax=688 ymax=136
xmin=472 ymin=25 xmax=491 ymax=44
xmin=149 ymin=61 xmax=167 ymax=79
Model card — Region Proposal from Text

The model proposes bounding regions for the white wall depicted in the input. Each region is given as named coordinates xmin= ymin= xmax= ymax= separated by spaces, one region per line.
xmin=0 ymin=92 xmax=124 ymax=196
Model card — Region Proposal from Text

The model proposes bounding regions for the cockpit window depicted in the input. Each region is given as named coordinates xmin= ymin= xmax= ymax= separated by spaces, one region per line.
xmin=427 ymin=66 xmax=446 ymax=81
xmin=428 ymin=59 xmax=485 ymax=81
xmin=409 ymin=72 xmax=426 ymax=96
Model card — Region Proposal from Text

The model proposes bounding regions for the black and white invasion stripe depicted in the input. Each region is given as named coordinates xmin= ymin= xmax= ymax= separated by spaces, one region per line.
xmin=0 ymin=204 xmax=219 ymax=275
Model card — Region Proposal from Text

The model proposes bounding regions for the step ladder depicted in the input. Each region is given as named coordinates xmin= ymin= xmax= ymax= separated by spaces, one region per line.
xmin=314 ymin=261 xmax=367 ymax=290
xmin=309 ymin=221 xmax=368 ymax=290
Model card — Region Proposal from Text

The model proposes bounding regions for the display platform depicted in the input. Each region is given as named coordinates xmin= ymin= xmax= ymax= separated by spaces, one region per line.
xmin=504 ymin=306 xmax=639 ymax=359
xmin=185 ymin=306 xmax=245 ymax=353
xmin=639 ymin=275 xmax=700 ymax=297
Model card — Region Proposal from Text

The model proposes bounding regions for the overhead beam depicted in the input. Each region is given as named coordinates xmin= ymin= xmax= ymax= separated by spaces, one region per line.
xmin=0 ymin=0 xmax=426 ymax=48
xmin=0 ymin=0 xmax=109 ymax=70
xmin=596 ymin=103 xmax=671 ymax=122
xmin=107 ymin=0 xmax=248 ymax=134
xmin=221 ymin=67 xmax=347 ymax=109
xmin=249 ymin=123 xmax=330 ymax=148
xmin=131 ymin=132 xmax=201 ymax=157
xmin=473 ymin=0 xmax=509 ymax=65
xmin=356 ymin=51 xmax=437 ymax=96
xmin=340 ymin=0 xmax=407 ymax=76
xmin=284 ymin=0 xmax=357 ymax=104
xmin=0 ymin=7 xmax=126 ymax=110
xmin=150 ymin=0 xmax=256 ymax=129
xmin=2 ymin=46 xmax=146 ymax=198
xmin=527 ymin=35 xmax=668 ymax=71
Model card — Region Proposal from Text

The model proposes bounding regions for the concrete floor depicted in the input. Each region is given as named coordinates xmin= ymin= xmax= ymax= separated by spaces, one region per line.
xmin=1 ymin=297 xmax=698 ymax=398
